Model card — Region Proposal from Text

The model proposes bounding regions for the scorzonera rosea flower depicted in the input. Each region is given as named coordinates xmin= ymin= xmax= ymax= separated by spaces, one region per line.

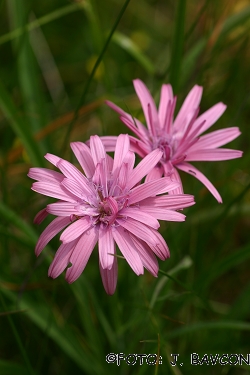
xmin=101 ymin=80 xmax=243 ymax=202
xmin=28 ymin=134 xmax=194 ymax=294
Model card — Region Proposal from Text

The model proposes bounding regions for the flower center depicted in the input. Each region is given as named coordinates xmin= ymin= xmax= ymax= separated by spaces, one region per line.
xmin=77 ymin=181 xmax=129 ymax=227
xmin=154 ymin=136 xmax=173 ymax=162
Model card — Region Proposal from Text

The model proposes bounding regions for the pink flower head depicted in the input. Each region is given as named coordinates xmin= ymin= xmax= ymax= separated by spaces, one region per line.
xmin=103 ymin=80 xmax=243 ymax=202
xmin=28 ymin=134 xmax=194 ymax=294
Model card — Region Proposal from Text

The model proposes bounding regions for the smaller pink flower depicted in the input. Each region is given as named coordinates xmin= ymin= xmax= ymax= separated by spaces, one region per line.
xmin=28 ymin=134 xmax=194 ymax=294
xmin=102 ymin=80 xmax=243 ymax=202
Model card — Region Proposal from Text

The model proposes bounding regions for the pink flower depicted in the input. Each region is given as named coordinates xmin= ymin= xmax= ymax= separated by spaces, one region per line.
xmin=102 ymin=80 xmax=243 ymax=202
xmin=28 ymin=134 xmax=194 ymax=294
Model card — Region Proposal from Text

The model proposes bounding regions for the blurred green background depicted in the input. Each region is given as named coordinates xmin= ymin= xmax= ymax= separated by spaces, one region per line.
xmin=0 ymin=0 xmax=249 ymax=374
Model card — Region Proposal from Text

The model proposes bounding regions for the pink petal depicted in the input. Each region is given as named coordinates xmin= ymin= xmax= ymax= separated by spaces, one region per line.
xmin=133 ymin=79 xmax=160 ymax=135
xmin=60 ymin=217 xmax=92 ymax=243
xmin=117 ymin=217 xmax=160 ymax=246
xmin=129 ymin=178 xmax=180 ymax=205
xmin=65 ymin=226 xmax=98 ymax=283
xmin=28 ymin=168 xmax=64 ymax=183
xmin=174 ymin=85 xmax=203 ymax=132
xmin=35 ymin=217 xmax=71 ymax=256
xmin=158 ymin=84 xmax=174 ymax=127
xmin=44 ymin=153 xmax=62 ymax=167
xmin=34 ymin=208 xmax=49 ymax=224
xmin=185 ymin=148 xmax=243 ymax=161
xmin=70 ymin=142 xmax=95 ymax=178
xmin=112 ymin=134 xmax=130 ymax=174
xmin=121 ymin=207 xmax=160 ymax=229
xmin=147 ymin=229 xmax=170 ymax=260
xmin=99 ymin=257 xmax=118 ymax=295
xmin=48 ymin=239 xmax=78 ymax=278
xmin=106 ymin=154 xmax=114 ymax=172
xmin=130 ymin=235 xmax=158 ymax=277
xmin=107 ymin=197 xmax=118 ymax=215
xmin=145 ymin=165 xmax=163 ymax=182
xmin=112 ymin=226 xmax=144 ymax=275
xmin=126 ymin=148 xmax=163 ymax=190
xmin=97 ymin=136 xmax=118 ymax=152
xmin=128 ymin=135 xmax=150 ymax=157
xmin=89 ymin=135 xmax=106 ymax=166
xmin=166 ymin=167 xmax=184 ymax=195
xmin=163 ymin=96 xmax=177 ymax=134
xmin=188 ymin=127 xmax=241 ymax=150
xmin=193 ymin=102 xmax=227 ymax=135
xmin=121 ymin=116 xmax=150 ymax=142
xmin=116 ymin=162 xmax=128 ymax=192
xmin=61 ymin=178 xmax=91 ymax=199
xmin=47 ymin=202 xmax=80 ymax=216
xmin=136 ymin=207 xmax=186 ymax=221
xmin=98 ymin=224 xmax=115 ymax=270
xmin=140 ymin=194 xmax=195 ymax=210
xmin=105 ymin=100 xmax=129 ymax=118
xmin=57 ymin=160 xmax=94 ymax=196
xmin=32 ymin=181 xmax=77 ymax=203
xmin=99 ymin=159 xmax=108 ymax=197
xmin=106 ymin=100 xmax=150 ymax=141
xmin=177 ymin=162 xmax=222 ymax=203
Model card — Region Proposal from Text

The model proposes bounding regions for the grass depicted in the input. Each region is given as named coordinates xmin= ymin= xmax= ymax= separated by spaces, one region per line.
xmin=0 ymin=0 xmax=249 ymax=374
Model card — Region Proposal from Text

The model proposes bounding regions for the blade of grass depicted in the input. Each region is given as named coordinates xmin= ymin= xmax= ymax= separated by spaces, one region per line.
xmin=112 ymin=31 xmax=155 ymax=74
xmin=150 ymin=256 xmax=192 ymax=309
xmin=166 ymin=320 xmax=250 ymax=339
xmin=62 ymin=0 xmax=132 ymax=152
xmin=228 ymin=281 xmax=250 ymax=320
xmin=1 ymin=286 xmax=101 ymax=374
xmin=0 ymin=201 xmax=38 ymax=244
xmin=185 ymin=0 xmax=210 ymax=41
xmin=169 ymin=0 xmax=186 ymax=92
xmin=6 ymin=98 xmax=103 ymax=163
xmin=180 ymin=39 xmax=207 ymax=87
xmin=0 ymin=225 xmax=35 ymax=248
xmin=0 ymin=81 xmax=45 ymax=166
xmin=0 ymin=2 xmax=83 ymax=46
xmin=8 ymin=0 xmax=48 ymax=139
xmin=198 ymin=242 xmax=250 ymax=292
xmin=71 ymin=276 xmax=117 ymax=348
xmin=0 ymin=290 xmax=36 ymax=375
xmin=29 ymin=12 xmax=70 ymax=107
xmin=158 ymin=268 xmax=212 ymax=312
xmin=217 ymin=5 xmax=250 ymax=43
xmin=0 ymin=359 xmax=28 ymax=375
xmin=69 ymin=280 xmax=107 ymax=362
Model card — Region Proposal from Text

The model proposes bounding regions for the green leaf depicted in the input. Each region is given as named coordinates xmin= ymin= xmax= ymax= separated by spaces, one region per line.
xmin=166 ymin=320 xmax=250 ymax=339
xmin=1 ymin=287 xmax=101 ymax=374
xmin=218 ymin=5 xmax=250 ymax=41
xmin=169 ymin=0 xmax=186 ymax=92
xmin=8 ymin=0 xmax=48 ymax=138
xmin=0 ymin=81 xmax=45 ymax=166
xmin=0 ymin=201 xmax=38 ymax=243
xmin=0 ymin=359 xmax=30 ymax=375
xmin=199 ymin=242 xmax=250 ymax=291
xmin=0 ymin=3 xmax=83 ymax=46
xmin=180 ymin=39 xmax=207 ymax=86
xmin=150 ymin=256 xmax=193 ymax=309
xmin=112 ymin=31 xmax=155 ymax=74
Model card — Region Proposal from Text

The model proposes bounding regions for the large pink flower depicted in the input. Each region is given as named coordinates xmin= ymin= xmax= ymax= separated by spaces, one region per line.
xmin=28 ymin=134 xmax=194 ymax=294
xmin=102 ymin=80 xmax=243 ymax=202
